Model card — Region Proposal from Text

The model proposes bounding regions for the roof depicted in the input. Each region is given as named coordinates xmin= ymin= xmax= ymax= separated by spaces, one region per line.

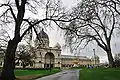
xmin=61 ymin=55 xmax=90 ymax=60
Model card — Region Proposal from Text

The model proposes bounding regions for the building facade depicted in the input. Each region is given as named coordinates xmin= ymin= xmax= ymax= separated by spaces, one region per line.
xmin=115 ymin=53 xmax=120 ymax=59
xmin=0 ymin=48 xmax=4 ymax=67
xmin=0 ymin=29 xmax=100 ymax=68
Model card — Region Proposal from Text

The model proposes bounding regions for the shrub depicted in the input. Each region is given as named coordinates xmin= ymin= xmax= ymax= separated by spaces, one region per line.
xmin=114 ymin=58 xmax=120 ymax=67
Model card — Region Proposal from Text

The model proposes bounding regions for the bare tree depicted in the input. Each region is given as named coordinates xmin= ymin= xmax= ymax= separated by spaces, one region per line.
xmin=63 ymin=0 xmax=120 ymax=67
xmin=0 ymin=0 xmax=75 ymax=79
xmin=97 ymin=0 xmax=120 ymax=31
xmin=15 ymin=44 xmax=36 ymax=69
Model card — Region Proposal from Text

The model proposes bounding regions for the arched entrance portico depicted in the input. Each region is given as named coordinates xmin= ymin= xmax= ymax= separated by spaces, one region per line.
xmin=44 ymin=52 xmax=55 ymax=68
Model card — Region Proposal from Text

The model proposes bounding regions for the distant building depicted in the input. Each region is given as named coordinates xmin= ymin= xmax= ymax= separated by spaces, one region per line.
xmin=0 ymin=29 xmax=100 ymax=68
xmin=114 ymin=53 xmax=120 ymax=59
xmin=61 ymin=55 xmax=91 ymax=67
xmin=0 ymin=54 xmax=3 ymax=67
xmin=91 ymin=55 xmax=100 ymax=65
xmin=0 ymin=50 xmax=4 ymax=67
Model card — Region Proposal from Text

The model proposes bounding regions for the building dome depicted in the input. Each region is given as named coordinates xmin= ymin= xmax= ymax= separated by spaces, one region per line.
xmin=35 ymin=29 xmax=49 ymax=48
xmin=38 ymin=29 xmax=49 ymax=40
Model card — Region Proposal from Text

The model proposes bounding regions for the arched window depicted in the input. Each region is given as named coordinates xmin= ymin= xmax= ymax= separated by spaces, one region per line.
xmin=0 ymin=62 xmax=2 ymax=65
xmin=58 ymin=54 xmax=60 ymax=56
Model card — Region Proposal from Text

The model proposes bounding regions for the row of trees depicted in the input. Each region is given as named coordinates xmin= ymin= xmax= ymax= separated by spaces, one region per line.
xmin=15 ymin=44 xmax=36 ymax=69
xmin=0 ymin=43 xmax=36 ymax=69
xmin=0 ymin=0 xmax=120 ymax=79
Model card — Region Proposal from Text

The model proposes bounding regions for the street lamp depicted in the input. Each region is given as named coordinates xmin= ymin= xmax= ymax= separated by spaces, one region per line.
xmin=50 ymin=53 xmax=51 ymax=72
xmin=93 ymin=49 xmax=96 ymax=66
xmin=49 ymin=48 xmax=52 ymax=72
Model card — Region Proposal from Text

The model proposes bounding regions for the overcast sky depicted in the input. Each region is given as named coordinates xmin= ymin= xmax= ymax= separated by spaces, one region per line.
xmin=0 ymin=0 xmax=120 ymax=63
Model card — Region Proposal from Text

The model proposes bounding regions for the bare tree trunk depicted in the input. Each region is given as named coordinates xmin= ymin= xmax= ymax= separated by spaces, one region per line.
xmin=106 ymin=50 xmax=114 ymax=67
xmin=105 ymin=40 xmax=114 ymax=67
xmin=0 ymin=40 xmax=18 ymax=80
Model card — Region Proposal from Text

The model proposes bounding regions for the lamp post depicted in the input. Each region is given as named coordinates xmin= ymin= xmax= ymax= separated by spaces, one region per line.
xmin=50 ymin=53 xmax=51 ymax=72
xmin=49 ymin=48 xmax=51 ymax=72
xmin=93 ymin=49 xmax=96 ymax=66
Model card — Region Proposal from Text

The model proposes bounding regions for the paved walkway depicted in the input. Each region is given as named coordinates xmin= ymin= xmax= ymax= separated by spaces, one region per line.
xmin=35 ymin=70 xmax=79 ymax=80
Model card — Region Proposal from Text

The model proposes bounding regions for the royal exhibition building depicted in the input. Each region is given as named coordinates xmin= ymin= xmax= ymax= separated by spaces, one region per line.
xmin=0 ymin=29 xmax=100 ymax=68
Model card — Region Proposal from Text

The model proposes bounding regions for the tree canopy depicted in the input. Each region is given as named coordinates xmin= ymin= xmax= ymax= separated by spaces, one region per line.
xmin=63 ymin=0 xmax=120 ymax=67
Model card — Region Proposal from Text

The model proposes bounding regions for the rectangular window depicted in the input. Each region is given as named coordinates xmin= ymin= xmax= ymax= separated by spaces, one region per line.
xmin=0 ymin=62 xmax=2 ymax=65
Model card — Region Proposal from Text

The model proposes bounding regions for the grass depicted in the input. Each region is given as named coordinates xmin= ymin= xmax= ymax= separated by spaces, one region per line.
xmin=80 ymin=68 xmax=120 ymax=80
xmin=15 ymin=69 xmax=60 ymax=80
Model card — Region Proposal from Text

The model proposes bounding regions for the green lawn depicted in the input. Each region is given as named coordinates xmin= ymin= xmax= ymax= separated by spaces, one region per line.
xmin=80 ymin=68 xmax=120 ymax=80
xmin=14 ymin=69 xmax=60 ymax=80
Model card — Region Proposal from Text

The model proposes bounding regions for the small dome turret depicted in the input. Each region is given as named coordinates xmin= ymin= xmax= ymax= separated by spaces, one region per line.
xmin=54 ymin=43 xmax=61 ymax=49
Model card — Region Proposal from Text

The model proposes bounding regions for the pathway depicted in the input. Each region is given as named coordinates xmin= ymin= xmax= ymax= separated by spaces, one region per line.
xmin=35 ymin=69 xmax=79 ymax=80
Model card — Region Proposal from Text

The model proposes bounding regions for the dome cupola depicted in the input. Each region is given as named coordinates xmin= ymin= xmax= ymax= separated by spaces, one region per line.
xmin=38 ymin=28 xmax=49 ymax=39
xmin=35 ymin=29 xmax=49 ymax=48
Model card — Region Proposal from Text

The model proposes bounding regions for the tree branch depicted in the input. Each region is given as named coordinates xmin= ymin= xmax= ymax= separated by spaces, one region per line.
xmin=108 ymin=6 xmax=115 ymax=41
xmin=21 ymin=17 xmax=76 ymax=41
xmin=88 ymin=24 xmax=107 ymax=47
xmin=0 ymin=4 xmax=17 ymax=22
xmin=85 ymin=34 xmax=106 ymax=51
xmin=15 ymin=0 xmax=20 ymax=10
